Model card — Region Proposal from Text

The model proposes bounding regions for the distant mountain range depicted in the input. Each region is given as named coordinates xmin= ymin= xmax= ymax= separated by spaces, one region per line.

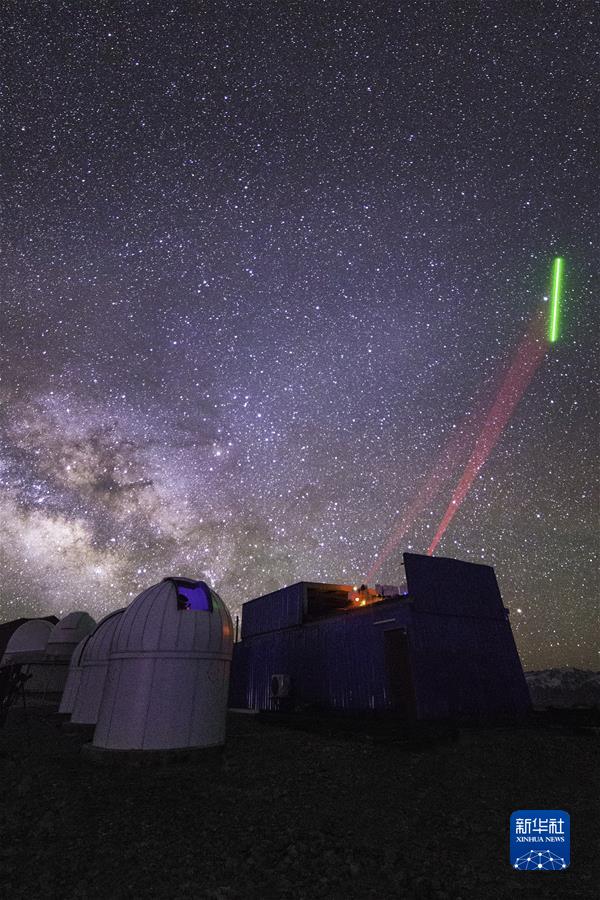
xmin=525 ymin=668 xmax=600 ymax=708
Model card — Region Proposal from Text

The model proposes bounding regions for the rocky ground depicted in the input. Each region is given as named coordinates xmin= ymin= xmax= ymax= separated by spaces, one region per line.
xmin=0 ymin=706 xmax=598 ymax=899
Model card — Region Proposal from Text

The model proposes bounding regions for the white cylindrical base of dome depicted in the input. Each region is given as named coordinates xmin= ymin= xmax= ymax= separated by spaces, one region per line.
xmin=71 ymin=663 xmax=109 ymax=725
xmin=93 ymin=655 xmax=231 ymax=751
xmin=59 ymin=667 xmax=82 ymax=714
xmin=41 ymin=662 xmax=69 ymax=693
xmin=45 ymin=641 xmax=80 ymax=661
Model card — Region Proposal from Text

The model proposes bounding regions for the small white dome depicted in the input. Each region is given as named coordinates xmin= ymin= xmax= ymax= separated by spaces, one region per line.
xmin=111 ymin=579 xmax=232 ymax=656
xmin=93 ymin=578 xmax=234 ymax=751
xmin=81 ymin=609 xmax=124 ymax=664
xmin=1 ymin=619 xmax=53 ymax=663
xmin=46 ymin=612 xmax=97 ymax=659
xmin=70 ymin=609 xmax=124 ymax=725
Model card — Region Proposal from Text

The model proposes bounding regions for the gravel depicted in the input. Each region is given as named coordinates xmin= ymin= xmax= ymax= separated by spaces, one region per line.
xmin=0 ymin=706 xmax=597 ymax=899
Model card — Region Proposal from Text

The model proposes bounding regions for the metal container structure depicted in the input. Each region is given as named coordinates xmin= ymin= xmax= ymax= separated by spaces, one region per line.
xmin=229 ymin=553 xmax=531 ymax=720
xmin=241 ymin=582 xmax=306 ymax=639
xmin=93 ymin=578 xmax=233 ymax=752
xmin=70 ymin=609 xmax=124 ymax=725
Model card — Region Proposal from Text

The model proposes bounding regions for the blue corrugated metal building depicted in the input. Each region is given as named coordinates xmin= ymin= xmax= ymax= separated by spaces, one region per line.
xmin=229 ymin=553 xmax=531 ymax=720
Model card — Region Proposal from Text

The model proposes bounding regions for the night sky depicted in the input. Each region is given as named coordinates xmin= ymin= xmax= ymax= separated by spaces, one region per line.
xmin=2 ymin=2 xmax=598 ymax=668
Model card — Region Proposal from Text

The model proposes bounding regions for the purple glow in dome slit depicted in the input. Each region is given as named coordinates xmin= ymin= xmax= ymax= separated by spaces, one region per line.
xmin=173 ymin=580 xmax=212 ymax=611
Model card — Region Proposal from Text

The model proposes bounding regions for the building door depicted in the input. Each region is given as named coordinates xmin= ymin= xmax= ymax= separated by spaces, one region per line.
xmin=384 ymin=628 xmax=417 ymax=719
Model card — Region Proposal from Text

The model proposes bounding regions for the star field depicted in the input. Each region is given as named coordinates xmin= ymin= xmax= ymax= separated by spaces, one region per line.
xmin=1 ymin=2 xmax=598 ymax=667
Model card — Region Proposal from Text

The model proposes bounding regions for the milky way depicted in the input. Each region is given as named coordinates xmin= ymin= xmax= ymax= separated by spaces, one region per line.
xmin=2 ymin=2 xmax=598 ymax=667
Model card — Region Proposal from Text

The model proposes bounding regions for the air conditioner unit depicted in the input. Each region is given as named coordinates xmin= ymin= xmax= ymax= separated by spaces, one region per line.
xmin=270 ymin=674 xmax=291 ymax=698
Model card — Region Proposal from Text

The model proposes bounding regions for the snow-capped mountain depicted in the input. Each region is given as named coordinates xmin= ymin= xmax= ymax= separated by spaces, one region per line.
xmin=525 ymin=668 xmax=600 ymax=708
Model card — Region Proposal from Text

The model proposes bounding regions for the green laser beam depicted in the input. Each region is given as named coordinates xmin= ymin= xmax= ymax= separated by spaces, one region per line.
xmin=549 ymin=256 xmax=564 ymax=342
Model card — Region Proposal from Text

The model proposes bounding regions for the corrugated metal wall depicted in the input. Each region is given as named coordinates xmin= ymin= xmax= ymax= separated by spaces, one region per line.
xmin=229 ymin=564 xmax=531 ymax=720
xmin=240 ymin=583 xmax=306 ymax=639
xmin=404 ymin=552 xmax=506 ymax=619
xmin=409 ymin=609 xmax=530 ymax=718
xmin=231 ymin=600 xmax=414 ymax=712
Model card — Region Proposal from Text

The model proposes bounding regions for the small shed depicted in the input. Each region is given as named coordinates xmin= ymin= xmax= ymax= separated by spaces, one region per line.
xmin=93 ymin=578 xmax=233 ymax=752
xmin=71 ymin=609 xmax=124 ymax=725
xmin=229 ymin=553 xmax=531 ymax=721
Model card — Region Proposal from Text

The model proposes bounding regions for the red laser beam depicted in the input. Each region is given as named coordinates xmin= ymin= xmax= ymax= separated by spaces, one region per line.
xmin=427 ymin=320 xmax=547 ymax=556
xmin=365 ymin=321 xmax=538 ymax=583
xmin=365 ymin=417 xmax=477 ymax=582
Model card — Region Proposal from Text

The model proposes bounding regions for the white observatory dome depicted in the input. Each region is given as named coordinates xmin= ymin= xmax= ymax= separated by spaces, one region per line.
xmin=93 ymin=578 xmax=233 ymax=752
xmin=58 ymin=634 xmax=91 ymax=715
xmin=1 ymin=619 xmax=54 ymax=664
xmin=71 ymin=609 xmax=124 ymax=725
xmin=46 ymin=612 xmax=97 ymax=660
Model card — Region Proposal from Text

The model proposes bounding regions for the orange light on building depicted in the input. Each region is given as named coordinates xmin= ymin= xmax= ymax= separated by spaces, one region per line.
xmin=348 ymin=584 xmax=383 ymax=608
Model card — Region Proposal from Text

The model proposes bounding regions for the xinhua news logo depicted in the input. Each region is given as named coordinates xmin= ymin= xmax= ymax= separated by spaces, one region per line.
xmin=510 ymin=810 xmax=570 ymax=870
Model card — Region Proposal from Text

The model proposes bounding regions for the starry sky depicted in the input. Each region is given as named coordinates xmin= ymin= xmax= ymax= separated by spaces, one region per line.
xmin=2 ymin=2 xmax=598 ymax=668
